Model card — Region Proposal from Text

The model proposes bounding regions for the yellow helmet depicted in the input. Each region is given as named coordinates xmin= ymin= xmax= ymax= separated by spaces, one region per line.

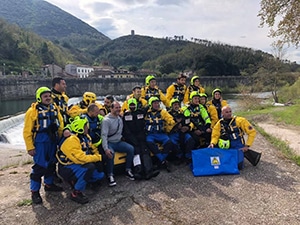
xmin=218 ymin=139 xmax=230 ymax=149
xmin=128 ymin=98 xmax=137 ymax=111
xmin=212 ymin=88 xmax=222 ymax=97
xmin=148 ymin=96 xmax=160 ymax=107
xmin=190 ymin=76 xmax=200 ymax=85
xmin=82 ymin=92 xmax=96 ymax=105
xmin=189 ymin=91 xmax=200 ymax=101
xmin=199 ymin=93 xmax=208 ymax=98
xmin=145 ymin=75 xmax=156 ymax=85
xmin=36 ymin=87 xmax=51 ymax=103
xmin=170 ymin=98 xmax=180 ymax=107
xmin=71 ymin=116 xmax=88 ymax=134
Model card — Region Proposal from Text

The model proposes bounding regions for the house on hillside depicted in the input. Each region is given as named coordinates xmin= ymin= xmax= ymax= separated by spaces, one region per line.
xmin=41 ymin=64 xmax=63 ymax=77
xmin=65 ymin=64 xmax=94 ymax=78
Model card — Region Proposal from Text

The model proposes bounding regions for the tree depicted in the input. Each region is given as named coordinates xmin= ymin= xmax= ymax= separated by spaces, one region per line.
xmin=258 ymin=0 xmax=300 ymax=47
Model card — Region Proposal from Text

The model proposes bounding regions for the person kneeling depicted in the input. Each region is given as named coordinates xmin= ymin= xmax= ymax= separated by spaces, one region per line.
xmin=57 ymin=117 xmax=104 ymax=204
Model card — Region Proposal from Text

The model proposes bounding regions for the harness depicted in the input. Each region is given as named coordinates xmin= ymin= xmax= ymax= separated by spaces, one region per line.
xmin=56 ymin=134 xmax=93 ymax=165
xmin=185 ymin=104 xmax=206 ymax=130
xmin=219 ymin=116 xmax=244 ymax=144
xmin=188 ymin=85 xmax=199 ymax=92
xmin=33 ymin=103 xmax=60 ymax=141
xmin=145 ymin=109 xmax=164 ymax=133
xmin=212 ymin=99 xmax=222 ymax=119
xmin=144 ymin=86 xmax=160 ymax=101
xmin=82 ymin=114 xmax=103 ymax=146
xmin=172 ymin=83 xmax=185 ymax=102
xmin=51 ymin=91 xmax=69 ymax=124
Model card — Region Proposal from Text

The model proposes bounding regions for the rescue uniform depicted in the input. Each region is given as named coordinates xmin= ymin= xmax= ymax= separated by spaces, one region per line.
xmin=166 ymin=83 xmax=187 ymax=104
xmin=183 ymin=103 xmax=211 ymax=148
xmin=141 ymin=85 xmax=169 ymax=107
xmin=121 ymin=94 xmax=147 ymax=113
xmin=168 ymin=108 xmax=195 ymax=160
xmin=23 ymin=102 xmax=63 ymax=192
xmin=206 ymin=99 xmax=228 ymax=119
xmin=211 ymin=116 xmax=256 ymax=149
xmin=51 ymin=89 xmax=69 ymax=125
xmin=145 ymin=107 xmax=176 ymax=163
xmin=183 ymin=85 xmax=205 ymax=105
xmin=57 ymin=134 xmax=104 ymax=192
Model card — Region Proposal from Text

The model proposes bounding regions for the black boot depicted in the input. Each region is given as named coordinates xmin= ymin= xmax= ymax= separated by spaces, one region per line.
xmin=244 ymin=149 xmax=262 ymax=166
xmin=133 ymin=165 xmax=143 ymax=180
xmin=142 ymin=153 xmax=160 ymax=180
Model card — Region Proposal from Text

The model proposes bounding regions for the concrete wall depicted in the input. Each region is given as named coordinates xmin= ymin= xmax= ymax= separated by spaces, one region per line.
xmin=0 ymin=76 xmax=249 ymax=101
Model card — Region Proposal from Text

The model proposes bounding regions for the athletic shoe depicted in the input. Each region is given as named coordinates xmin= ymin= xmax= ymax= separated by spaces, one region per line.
xmin=31 ymin=191 xmax=42 ymax=204
xmin=126 ymin=170 xmax=135 ymax=181
xmin=69 ymin=190 xmax=89 ymax=204
xmin=44 ymin=183 xmax=64 ymax=192
xmin=108 ymin=176 xmax=116 ymax=187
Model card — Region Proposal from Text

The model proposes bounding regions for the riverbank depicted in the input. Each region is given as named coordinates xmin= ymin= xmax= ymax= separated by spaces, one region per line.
xmin=0 ymin=122 xmax=300 ymax=224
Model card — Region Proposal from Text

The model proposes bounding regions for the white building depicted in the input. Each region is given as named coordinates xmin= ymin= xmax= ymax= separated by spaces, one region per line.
xmin=65 ymin=64 xmax=94 ymax=78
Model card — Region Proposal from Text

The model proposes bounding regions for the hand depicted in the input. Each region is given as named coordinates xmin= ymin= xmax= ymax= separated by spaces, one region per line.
xmin=240 ymin=146 xmax=249 ymax=152
xmin=105 ymin=149 xmax=113 ymax=159
xmin=208 ymin=143 xmax=214 ymax=148
xmin=206 ymin=128 xmax=212 ymax=133
xmin=63 ymin=129 xmax=71 ymax=137
xmin=194 ymin=130 xmax=202 ymax=136
xmin=28 ymin=149 xmax=36 ymax=156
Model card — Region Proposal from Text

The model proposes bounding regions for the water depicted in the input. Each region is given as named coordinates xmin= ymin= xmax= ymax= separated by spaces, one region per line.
xmin=0 ymin=99 xmax=34 ymax=118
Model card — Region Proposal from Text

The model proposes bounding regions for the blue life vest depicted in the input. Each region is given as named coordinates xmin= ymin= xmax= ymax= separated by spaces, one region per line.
xmin=172 ymin=83 xmax=185 ymax=102
xmin=220 ymin=117 xmax=244 ymax=149
xmin=34 ymin=103 xmax=60 ymax=135
xmin=145 ymin=109 xmax=164 ymax=133
xmin=144 ymin=86 xmax=160 ymax=101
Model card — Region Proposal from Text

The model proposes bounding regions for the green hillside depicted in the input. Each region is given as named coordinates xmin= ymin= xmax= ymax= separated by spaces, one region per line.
xmin=0 ymin=0 xmax=110 ymax=56
xmin=0 ymin=19 xmax=77 ymax=75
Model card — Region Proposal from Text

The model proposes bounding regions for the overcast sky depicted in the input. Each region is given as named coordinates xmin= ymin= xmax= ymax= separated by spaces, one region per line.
xmin=45 ymin=0 xmax=300 ymax=63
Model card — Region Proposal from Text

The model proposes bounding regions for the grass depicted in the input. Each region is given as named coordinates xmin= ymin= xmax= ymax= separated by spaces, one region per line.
xmin=17 ymin=199 xmax=32 ymax=207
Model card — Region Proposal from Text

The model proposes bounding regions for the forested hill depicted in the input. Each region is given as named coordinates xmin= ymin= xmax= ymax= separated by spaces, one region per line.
xmin=0 ymin=0 xmax=110 ymax=54
xmin=94 ymin=35 xmax=299 ymax=76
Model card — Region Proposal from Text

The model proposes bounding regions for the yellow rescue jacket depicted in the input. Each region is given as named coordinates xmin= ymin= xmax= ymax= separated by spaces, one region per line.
xmin=211 ymin=116 xmax=256 ymax=147
xmin=57 ymin=134 xmax=101 ymax=165
xmin=23 ymin=102 xmax=63 ymax=151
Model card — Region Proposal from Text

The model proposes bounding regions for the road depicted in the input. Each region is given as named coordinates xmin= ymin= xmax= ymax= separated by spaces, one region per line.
xmin=0 ymin=131 xmax=300 ymax=224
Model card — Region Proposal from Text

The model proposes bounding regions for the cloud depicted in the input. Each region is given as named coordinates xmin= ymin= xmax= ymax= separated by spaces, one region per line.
xmin=45 ymin=0 xmax=300 ymax=63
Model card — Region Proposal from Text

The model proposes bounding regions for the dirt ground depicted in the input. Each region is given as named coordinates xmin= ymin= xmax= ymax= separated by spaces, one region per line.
xmin=1 ymin=122 xmax=300 ymax=225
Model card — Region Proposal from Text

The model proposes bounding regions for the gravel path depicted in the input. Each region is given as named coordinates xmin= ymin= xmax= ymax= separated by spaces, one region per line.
xmin=0 ymin=125 xmax=300 ymax=224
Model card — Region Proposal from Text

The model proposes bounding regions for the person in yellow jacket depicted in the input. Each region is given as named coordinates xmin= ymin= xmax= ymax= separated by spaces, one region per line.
xmin=183 ymin=75 xmax=205 ymax=105
xmin=166 ymin=73 xmax=187 ymax=105
xmin=209 ymin=106 xmax=256 ymax=151
xmin=208 ymin=106 xmax=261 ymax=167
xmin=68 ymin=91 xmax=100 ymax=118
xmin=145 ymin=96 xmax=176 ymax=171
xmin=99 ymin=95 xmax=114 ymax=116
xmin=51 ymin=77 xmax=69 ymax=125
xmin=182 ymin=91 xmax=212 ymax=148
xmin=199 ymin=93 xmax=219 ymax=128
xmin=141 ymin=75 xmax=169 ymax=107
xmin=206 ymin=88 xmax=228 ymax=119
xmin=57 ymin=116 xmax=104 ymax=204
xmin=23 ymin=87 xmax=64 ymax=204
xmin=121 ymin=85 xmax=147 ymax=114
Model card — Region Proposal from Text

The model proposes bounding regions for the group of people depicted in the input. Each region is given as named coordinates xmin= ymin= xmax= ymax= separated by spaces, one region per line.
xmin=23 ymin=74 xmax=258 ymax=205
